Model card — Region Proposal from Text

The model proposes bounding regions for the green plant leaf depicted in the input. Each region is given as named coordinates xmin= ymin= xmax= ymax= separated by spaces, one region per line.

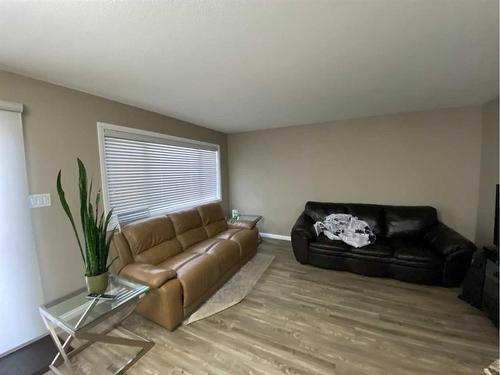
xmin=58 ymin=159 xmax=116 ymax=277
xmin=95 ymin=189 xmax=101 ymax=222
xmin=106 ymin=256 xmax=119 ymax=271
xmin=56 ymin=170 xmax=86 ymax=265
xmin=77 ymin=158 xmax=88 ymax=262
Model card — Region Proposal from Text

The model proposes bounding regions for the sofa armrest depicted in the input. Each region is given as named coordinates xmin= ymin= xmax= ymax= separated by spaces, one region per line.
xmin=424 ymin=222 xmax=476 ymax=286
xmin=441 ymin=249 xmax=474 ymax=287
xmin=120 ymin=263 xmax=177 ymax=289
xmin=227 ymin=219 xmax=258 ymax=230
xmin=291 ymin=212 xmax=317 ymax=264
xmin=424 ymin=222 xmax=476 ymax=257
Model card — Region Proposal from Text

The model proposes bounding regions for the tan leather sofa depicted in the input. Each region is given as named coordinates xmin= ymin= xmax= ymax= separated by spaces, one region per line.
xmin=109 ymin=203 xmax=259 ymax=330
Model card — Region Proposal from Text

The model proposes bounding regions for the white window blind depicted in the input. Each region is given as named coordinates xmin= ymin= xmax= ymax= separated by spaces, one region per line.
xmin=99 ymin=124 xmax=221 ymax=224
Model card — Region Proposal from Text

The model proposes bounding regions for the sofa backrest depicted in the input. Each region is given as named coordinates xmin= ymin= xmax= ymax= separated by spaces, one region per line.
xmin=121 ymin=216 xmax=182 ymax=265
xmin=109 ymin=203 xmax=229 ymax=272
xmin=304 ymin=201 xmax=437 ymax=238
xmin=305 ymin=202 xmax=346 ymax=222
xmin=169 ymin=208 xmax=209 ymax=249
xmin=344 ymin=204 xmax=385 ymax=236
xmin=384 ymin=206 xmax=437 ymax=238
xmin=197 ymin=203 xmax=228 ymax=237
xmin=109 ymin=232 xmax=134 ymax=274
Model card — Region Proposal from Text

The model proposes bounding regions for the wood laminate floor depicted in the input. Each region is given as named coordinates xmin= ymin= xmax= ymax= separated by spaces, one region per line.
xmin=55 ymin=239 xmax=498 ymax=374
xmin=0 ymin=335 xmax=58 ymax=375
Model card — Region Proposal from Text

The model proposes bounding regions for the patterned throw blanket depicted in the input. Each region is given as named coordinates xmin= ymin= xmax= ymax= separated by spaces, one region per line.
xmin=313 ymin=213 xmax=376 ymax=248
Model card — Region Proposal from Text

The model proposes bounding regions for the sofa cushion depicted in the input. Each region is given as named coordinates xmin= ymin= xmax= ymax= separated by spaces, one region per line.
xmin=185 ymin=238 xmax=222 ymax=254
xmin=229 ymin=228 xmax=259 ymax=259
xmin=385 ymin=206 xmax=437 ymax=238
xmin=133 ymin=239 xmax=182 ymax=265
xmin=172 ymin=254 xmax=220 ymax=308
xmin=215 ymin=228 xmax=242 ymax=240
xmin=309 ymin=234 xmax=349 ymax=253
xmin=197 ymin=203 xmax=229 ymax=236
xmin=304 ymin=201 xmax=346 ymax=222
xmin=310 ymin=235 xmax=393 ymax=258
xmin=188 ymin=239 xmax=240 ymax=275
xmin=345 ymin=204 xmax=385 ymax=236
xmin=169 ymin=209 xmax=208 ymax=249
xmin=122 ymin=216 xmax=176 ymax=253
xmin=121 ymin=216 xmax=182 ymax=265
xmin=197 ymin=203 xmax=226 ymax=225
xmin=390 ymin=238 xmax=442 ymax=268
xmin=184 ymin=236 xmax=242 ymax=273
xmin=205 ymin=220 xmax=228 ymax=237
xmin=159 ymin=251 xmax=202 ymax=270
xmin=349 ymin=238 xmax=393 ymax=257
xmin=215 ymin=228 xmax=258 ymax=258
xmin=197 ymin=202 xmax=225 ymax=224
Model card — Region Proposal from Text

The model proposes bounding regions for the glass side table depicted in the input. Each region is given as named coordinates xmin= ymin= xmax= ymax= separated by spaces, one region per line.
xmin=39 ymin=275 xmax=152 ymax=375
xmin=230 ymin=214 xmax=263 ymax=222
xmin=229 ymin=214 xmax=263 ymax=243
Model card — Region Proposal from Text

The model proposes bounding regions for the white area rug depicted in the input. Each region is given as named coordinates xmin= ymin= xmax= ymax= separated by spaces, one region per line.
xmin=184 ymin=252 xmax=275 ymax=325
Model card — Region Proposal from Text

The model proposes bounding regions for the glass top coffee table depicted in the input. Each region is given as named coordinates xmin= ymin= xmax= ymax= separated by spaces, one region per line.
xmin=39 ymin=275 xmax=152 ymax=375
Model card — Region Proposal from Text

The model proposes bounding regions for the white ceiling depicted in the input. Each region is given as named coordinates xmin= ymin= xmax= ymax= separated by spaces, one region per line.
xmin=0 ymin=1 xmax=497 ymax=133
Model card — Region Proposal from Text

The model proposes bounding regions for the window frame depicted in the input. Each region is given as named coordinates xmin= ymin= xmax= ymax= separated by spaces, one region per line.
xmin=97 ymin=122 xmax=222 ymax=220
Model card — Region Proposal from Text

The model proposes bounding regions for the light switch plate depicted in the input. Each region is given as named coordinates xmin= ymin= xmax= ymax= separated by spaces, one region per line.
xmin=29 ymin=193 xmax=51 ymax=208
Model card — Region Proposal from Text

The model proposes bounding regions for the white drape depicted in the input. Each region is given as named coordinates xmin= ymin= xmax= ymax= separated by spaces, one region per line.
xmin=0 ymin=101 xmax=45 ymax=356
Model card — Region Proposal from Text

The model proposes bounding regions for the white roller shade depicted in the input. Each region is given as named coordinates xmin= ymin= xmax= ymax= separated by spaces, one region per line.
xmin=0 ymin=101 xmax=45 ymax=355
xmin=99 ymin=124 xmax=221 ymax=224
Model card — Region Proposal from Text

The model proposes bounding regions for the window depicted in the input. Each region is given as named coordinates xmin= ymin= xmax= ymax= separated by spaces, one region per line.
xmin=98 ymin=123 xmax=221 ymax=225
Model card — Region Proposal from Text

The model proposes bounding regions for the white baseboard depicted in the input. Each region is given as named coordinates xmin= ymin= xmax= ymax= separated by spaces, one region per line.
xmin=260 ymin=232 xmax=291 ymax=241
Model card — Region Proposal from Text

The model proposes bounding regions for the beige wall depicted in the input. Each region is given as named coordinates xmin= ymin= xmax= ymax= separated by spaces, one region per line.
xmin=2 ymin=66 xmax=494 ymax=302
xmin=228 ymin=106 xmax=483 ymax=240
xmin=0 ymin=70 xmax=228 ymax=302
xmin=475 ymin=98 xmax=499 ymax=246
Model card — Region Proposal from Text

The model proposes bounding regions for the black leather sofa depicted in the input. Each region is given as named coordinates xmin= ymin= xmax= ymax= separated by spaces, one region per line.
xmin=291 ymin=202 xmax=476 ymax=286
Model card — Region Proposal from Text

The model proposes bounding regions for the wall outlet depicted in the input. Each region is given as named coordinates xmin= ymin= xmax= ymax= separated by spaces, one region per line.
xmin=29 ymin=193 xmax=51 ymax=208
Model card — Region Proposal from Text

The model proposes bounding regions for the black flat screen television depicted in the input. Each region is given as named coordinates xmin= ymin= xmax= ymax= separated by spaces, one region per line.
xmin=495 ymin=184 xmax=498 ymax=246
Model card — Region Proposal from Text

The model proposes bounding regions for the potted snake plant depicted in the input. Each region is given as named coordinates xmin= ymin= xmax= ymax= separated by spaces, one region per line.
xmin=56 ymin=158 xmax=116 ymax=293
